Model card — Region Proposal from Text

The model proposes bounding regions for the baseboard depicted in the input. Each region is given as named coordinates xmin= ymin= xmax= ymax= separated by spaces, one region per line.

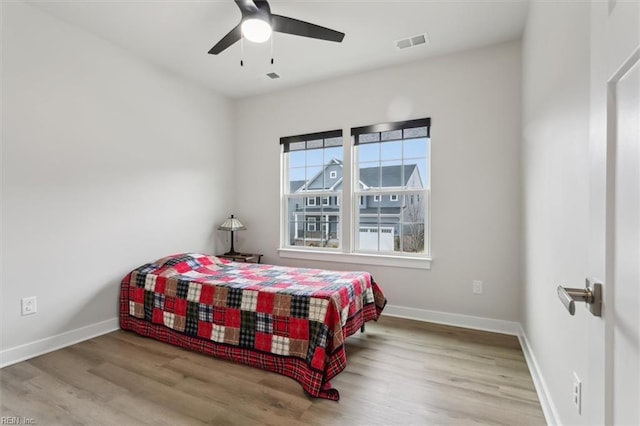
xmin=517 ymin=326 xmax=559 ymax=426
xmin=0 ymin=318 xmax=120 ymax=368
xmin=383 ymin=304 xmax=521 ymax=335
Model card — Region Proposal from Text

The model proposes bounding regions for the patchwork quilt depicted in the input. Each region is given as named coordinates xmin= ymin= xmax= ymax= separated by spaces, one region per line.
xmin=119 ymin=253 xmax=386 ymax=400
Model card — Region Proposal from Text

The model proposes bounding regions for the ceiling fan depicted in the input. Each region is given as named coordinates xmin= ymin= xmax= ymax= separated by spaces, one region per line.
xmin=208 ymin=0 xmax=345 ymax=55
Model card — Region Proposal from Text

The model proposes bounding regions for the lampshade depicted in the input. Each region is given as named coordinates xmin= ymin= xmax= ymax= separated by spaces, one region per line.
xmin=241 ymin=18 xmax=272 ymax=43
xmin=218 ymin=214 xmax=246 ymax=231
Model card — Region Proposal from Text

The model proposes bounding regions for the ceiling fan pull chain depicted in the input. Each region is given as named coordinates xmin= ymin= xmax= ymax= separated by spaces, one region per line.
xmin=270 ymin=36 xmax=274 ymax=65
xmin=240 ymin=36 xmax=244 ymax=67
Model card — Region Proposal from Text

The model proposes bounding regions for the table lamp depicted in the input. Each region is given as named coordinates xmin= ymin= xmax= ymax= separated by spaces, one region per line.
xmin=218 ymin=214 xmax=246 ymax=255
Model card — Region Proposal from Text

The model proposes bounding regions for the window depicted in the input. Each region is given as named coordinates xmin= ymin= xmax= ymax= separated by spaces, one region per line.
xmin=280 ymin=118 xmax=430 ymax=262
xmin=281 ymin=130 xmax=342 ymax=249
xmin=353 ymin=118 xmax=430 ymax=255
xmin=307 ymin=217 xmax=317 ymax=232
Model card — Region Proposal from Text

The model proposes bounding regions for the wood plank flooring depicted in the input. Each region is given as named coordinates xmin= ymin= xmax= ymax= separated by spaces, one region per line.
xmin=0 ymin=316 xmax=546 ymax=425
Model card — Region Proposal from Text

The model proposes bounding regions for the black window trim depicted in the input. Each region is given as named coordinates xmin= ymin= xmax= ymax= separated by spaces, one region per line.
xmin=280 ymin=129 xmax=343 ymax=152
xmin=351 ymin=118 xmax=431 ymax=145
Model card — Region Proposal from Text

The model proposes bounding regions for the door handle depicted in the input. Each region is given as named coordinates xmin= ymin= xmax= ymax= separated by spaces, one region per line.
xmin=557 ymin=278 xmax=602 ymax=317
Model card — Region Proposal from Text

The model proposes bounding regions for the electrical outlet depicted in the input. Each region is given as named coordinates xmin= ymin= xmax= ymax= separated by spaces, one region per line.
xmin=472 ymin=280 xmax=483 ymax=295
xmin=21 ymin=296 xmax=37 ymax=316
xmin=573 ymin=372 xmax=582 ymax=414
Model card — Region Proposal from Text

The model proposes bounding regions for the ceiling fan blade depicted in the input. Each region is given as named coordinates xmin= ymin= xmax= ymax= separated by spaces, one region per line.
xmin=271 ymin=14 xmax=345 ymax=43
xmin=208 ymin=24 xmax=242 ymax=55
xmin=235 ymin=0 xmax=262 ymax=17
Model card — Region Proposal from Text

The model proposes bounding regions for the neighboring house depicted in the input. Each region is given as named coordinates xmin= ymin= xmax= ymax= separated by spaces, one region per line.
xmin=288 ymin=159 xmax=424 ymax=249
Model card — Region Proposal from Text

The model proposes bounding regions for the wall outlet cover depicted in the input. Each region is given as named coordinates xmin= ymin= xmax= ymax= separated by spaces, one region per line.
xmin=573 ymin=372 xmax=582 ymax=415
xmin=21 ymin=296 xmax=37 ymax=316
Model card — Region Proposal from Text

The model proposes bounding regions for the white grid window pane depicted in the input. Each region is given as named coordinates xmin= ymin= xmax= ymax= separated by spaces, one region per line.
xmin=281 ymin=119 xmax=430 ymax=258
xmin=283 ymin=133 xmax=343 ymax=250
xmin=354 ymin=128 xmax=429 ymax=254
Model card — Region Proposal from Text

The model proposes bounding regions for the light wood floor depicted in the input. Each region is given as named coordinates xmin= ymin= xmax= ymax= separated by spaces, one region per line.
xmin=0 ymin=316 xmax=545 ymax=425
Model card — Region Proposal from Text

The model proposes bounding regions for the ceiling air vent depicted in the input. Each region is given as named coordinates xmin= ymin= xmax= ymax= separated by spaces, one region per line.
xmin=266 ymin=72 xmax=280 ymax=79
xmin=395 ymin=33 xmax=429 ymax=50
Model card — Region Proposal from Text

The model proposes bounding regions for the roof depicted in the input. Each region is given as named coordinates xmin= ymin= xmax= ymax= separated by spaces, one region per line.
xmin=359 ymin=165 xmax=418 ymax=188
xmin=293 ymin=162 xmax=421 ymax=192
xmin=290 ymin=180 xmax=306 ymax=192
xmin=359 ymin=207 xmax=406 ymax=215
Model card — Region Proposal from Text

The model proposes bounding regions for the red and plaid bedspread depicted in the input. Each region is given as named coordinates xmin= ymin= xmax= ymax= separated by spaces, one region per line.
xmin=119 ymin=253 xmax=386 ymax=400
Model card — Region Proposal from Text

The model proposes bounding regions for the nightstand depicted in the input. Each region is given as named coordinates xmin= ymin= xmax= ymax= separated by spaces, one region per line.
xmin=216 ymin=252 xmax=263 ymax=264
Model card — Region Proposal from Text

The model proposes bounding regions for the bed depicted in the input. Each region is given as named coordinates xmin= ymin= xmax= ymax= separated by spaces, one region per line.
xmin=119 ymin=253 xmax=386 ymax=400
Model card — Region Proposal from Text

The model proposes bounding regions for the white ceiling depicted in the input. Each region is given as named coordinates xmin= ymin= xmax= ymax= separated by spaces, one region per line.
xmin=29 ymin=0 xmax=529 ymax=99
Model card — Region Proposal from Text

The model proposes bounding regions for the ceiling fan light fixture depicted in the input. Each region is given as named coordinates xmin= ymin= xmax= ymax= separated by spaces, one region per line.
xmin=208 ymin=0 xmax=345 ymax=56
xmin=241 ymin=18 xmax=272 ymax=43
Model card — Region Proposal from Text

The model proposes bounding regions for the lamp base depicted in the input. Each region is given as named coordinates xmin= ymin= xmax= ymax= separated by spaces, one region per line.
xmin=223 ymin=229 xmax=240 ymax=257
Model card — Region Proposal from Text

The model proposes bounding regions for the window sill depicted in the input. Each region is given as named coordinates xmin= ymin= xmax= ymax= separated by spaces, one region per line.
xmin=277 ymin=248 xmax=432 ymax=270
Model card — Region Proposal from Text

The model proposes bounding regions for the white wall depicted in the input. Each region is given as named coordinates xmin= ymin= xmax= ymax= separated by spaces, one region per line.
xmin=1 ymin=3 xmax=234 ymax=360
xmin=234 ymin=41 xmax=522 ymax=324
xmin=521 ymin=2 xmax=592 ymax=424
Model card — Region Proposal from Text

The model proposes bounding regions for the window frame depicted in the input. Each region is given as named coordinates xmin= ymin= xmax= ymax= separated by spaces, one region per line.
xmin=352 ymin=117 xmax=430 ymax=258
xmin=281 ymin=129 xmax=343 ymax=251
xmin=279 ymin=119 xmax=431 ymax=269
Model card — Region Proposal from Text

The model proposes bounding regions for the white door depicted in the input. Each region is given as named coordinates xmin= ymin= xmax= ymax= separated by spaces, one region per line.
xmin=590 ymin=1 xmax=640 ymax=424
xmin=610 ymin=61 xmax=639 ymax=424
